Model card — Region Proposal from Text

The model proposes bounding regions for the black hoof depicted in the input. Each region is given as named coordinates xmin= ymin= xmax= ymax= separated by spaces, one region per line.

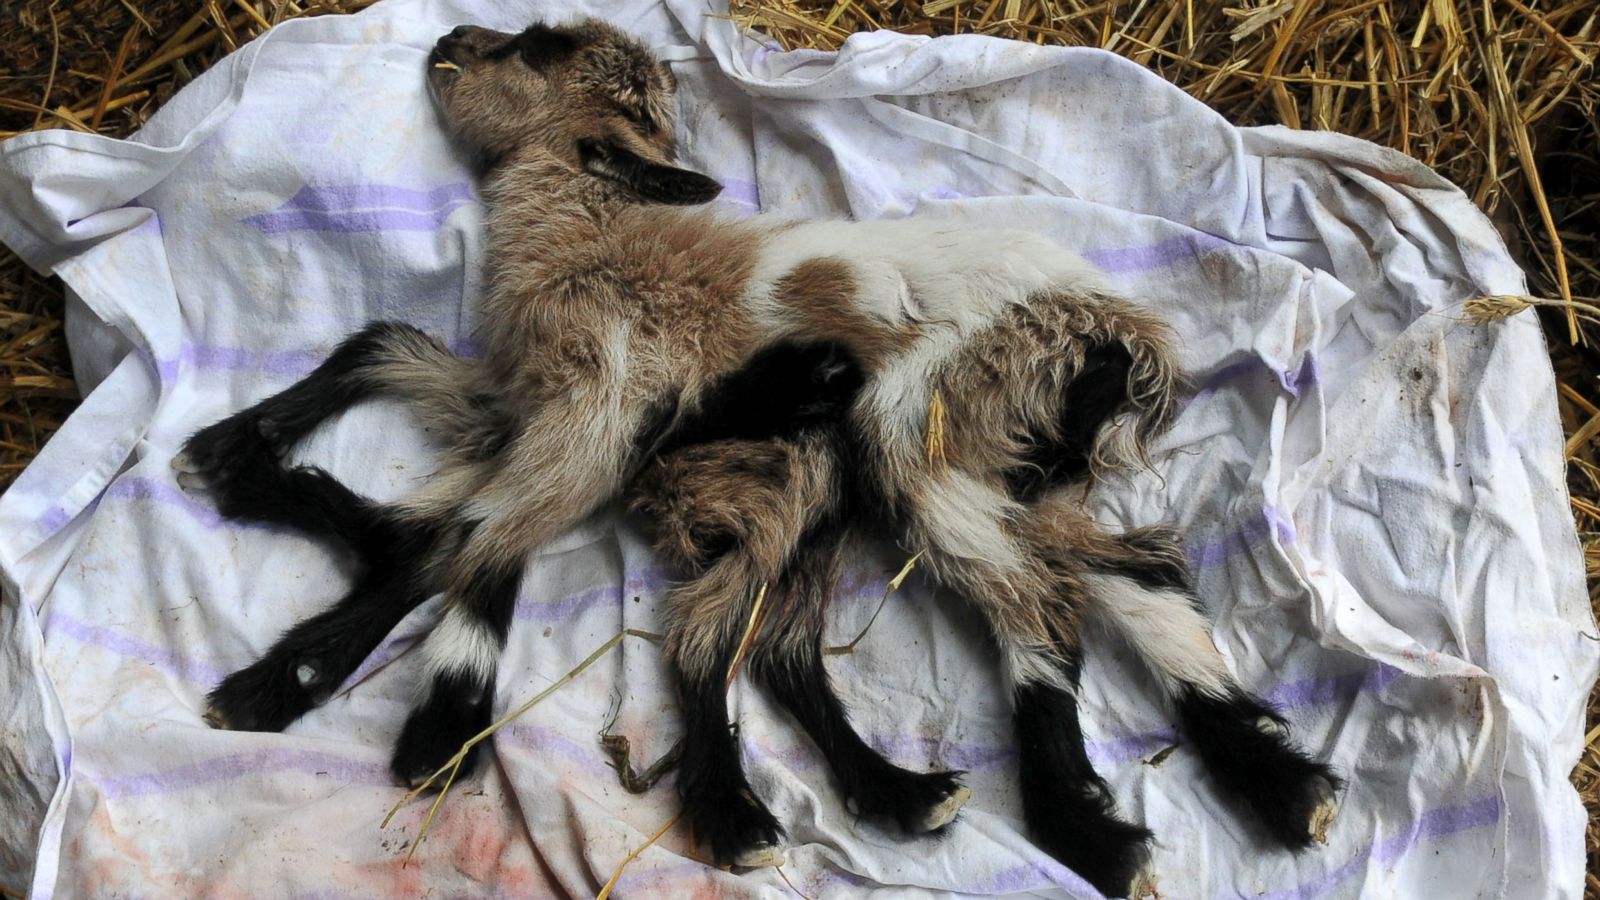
xmin=682 ymin=781 xmax=785 ymax=868
xmin=177 ymin=407 xmax=286 ymax=482
xmin=178 ymin=419 xmax=390 ymax=550
xmin=175 ymin=407 xmax=303 ymax=521
xmin=390 ymin=673 xmax=494 ymax=788
xmin=205 ymin=651 xmax=332 ymax=733
xmin=1176 ymin=689 xmax=1344 ymax=850
xmin=848 ymin=768 xmax=970 ymax=834
xmin=1261 ymin=758 xmax=1341 ymax=849
xmin=1027 ymin=782 xmax=1155 ymax=899
xmin=1028 ymin=780 xmax=1154 ymax=898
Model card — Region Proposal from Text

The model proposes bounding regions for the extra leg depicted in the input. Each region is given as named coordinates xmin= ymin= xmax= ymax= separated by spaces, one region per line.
xmin=388 ymin=353 xmax=639 ymax=786
xmin=630 ymin=432 xmax=953 ymax=858
xmin=175 ymin=321 xmax=502 ymax=515
xmin=183 ymin=412 xmax=459 ymax=734
xmin=1173 ymin=685 xmax=1341 ymax=847
xmin=205 ymin=551 xmax=439 ymax=732
xmin=634 ymin=434 xmax=855 ymax=867
xmin=753 ymin=531 xmax=969 ymax=835
xmin=1013 ymin=653 xmax=1155 ymax=899
xmin=1081 ymin=525 xmax=1342 ymax=849
xmin=665 ymin=561 xmax=784 ymax=867
xmin=178 ymin=447 xmax=411 ymax=561
xmin=389 ymin=556 xmax=521 ymax=786
xmin=887 ymin=474 xmax=1155 ymax=897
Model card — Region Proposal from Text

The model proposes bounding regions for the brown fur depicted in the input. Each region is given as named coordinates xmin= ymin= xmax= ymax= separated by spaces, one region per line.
xmin=389 ymin=15 xmax=1205 ymax=765
xmin=932 ymin=293 xmax=1178 ymax=478
xmin=186 ymin=23 xmax=1336 ymax=877
xmin=772 ymin=257 xmax=902 ymax=367
xmin=630 ymin=432 xmax=845 ymax=683
xmin=413 ymin=19 xmax=1192 ymax=692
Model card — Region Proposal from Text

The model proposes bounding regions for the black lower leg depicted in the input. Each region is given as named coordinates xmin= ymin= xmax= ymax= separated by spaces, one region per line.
xmin=208 ymin=460 xmax=421 ymax=563
xmin=759 ymin=644 xmax=966 ymax=834
xmin=674 ymin=654 xmax=783 ymax=867
xmin=206 ymin=558 xmax=434 ymax=732
xmin=390 ymin=556 xmax=521 ymax=787
xmin=1014 ymin=661 xmax=1153 ymax=899
xmin=1175 ymin=686 xmax=1341 ymax=849
xmin=179 ymin=323 xmax=436 ymax=507
xmin=188 ymin=322 xmax=429 ymax=451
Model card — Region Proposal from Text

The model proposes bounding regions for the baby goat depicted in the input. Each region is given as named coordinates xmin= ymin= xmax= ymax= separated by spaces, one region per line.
xmin=176 ymin=19 xmax=1341 ymax=896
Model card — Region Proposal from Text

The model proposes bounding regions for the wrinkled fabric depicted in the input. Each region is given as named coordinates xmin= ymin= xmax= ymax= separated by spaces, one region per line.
xmin=0 ymin=1 xmax=1591 ymax=897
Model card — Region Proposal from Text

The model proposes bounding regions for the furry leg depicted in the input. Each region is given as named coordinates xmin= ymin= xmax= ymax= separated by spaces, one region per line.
xmin=754 ymin=532 xmax=968 ymax=834
xmin=389 ymin=556 xmax=520 ymax=787
xmin=205 ymin=551 xmax=438 ymax=732
xmin=193 ymin=457 xmax=452 ymax=733
xmin=175 ymin=321 xmax=501 ymax=508
xmin=1013 ymin=652 xmax=1155 ymax=899
xmin=1084 ymin=526 xmax=1342 ymax=849
xmin=884 ymin=477 xmax=1154 ymax=894
xmin=666 ymin=562 xmax=784 ymax=867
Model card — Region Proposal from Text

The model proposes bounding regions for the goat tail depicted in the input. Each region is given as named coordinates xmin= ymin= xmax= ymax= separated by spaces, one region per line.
xmin=1079 ymin=298 xmax=1185 ymax=477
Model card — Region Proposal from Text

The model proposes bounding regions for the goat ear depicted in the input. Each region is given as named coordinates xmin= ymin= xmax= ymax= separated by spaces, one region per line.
xmin=578 ymin=138 xmax=722 ymax=205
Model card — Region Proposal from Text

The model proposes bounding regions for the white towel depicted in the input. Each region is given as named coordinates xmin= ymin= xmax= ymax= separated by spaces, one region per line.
xmin=0 ymin=1 xmax=1590 ymax=896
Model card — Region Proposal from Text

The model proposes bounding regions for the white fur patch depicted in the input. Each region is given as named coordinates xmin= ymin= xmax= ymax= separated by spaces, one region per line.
xmin=917 ymin=472 xmax=1025 ymax=570
xmin=1001 ymin=642 xmax=1075 ymax=694
xmin=859 ymin=328 xmax=963 ymax=458
xmin=748 ymin=217 xmax=1106 ymax=335
xmin=1082 ymin=572 xmax=1234 ymax=700
xmin=744 ymin=216 xmax=1107 ymax=471
xmin=417 ymin=603 xmax=503 ymax=688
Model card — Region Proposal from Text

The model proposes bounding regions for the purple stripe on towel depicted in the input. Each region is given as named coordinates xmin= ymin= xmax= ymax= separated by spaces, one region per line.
xmin=1188 ymin=505 xmax=1296 ymax=569
xmin=1083 ymin=233 xmax=1232 ymax=274
xmin=84 ymin=747 xmax=391 ymax=799
xmin=1194 ymin=353 xmax=1320 ymax=400
xmin=278 ymin=183 xmax=474 ymax=212
xmin=499 ymin=724 xmax=620 ymax=780
xmin=1265 ymin=663 xmax=1404 ymax=711
xmin=37 ymin=505 xmax=72 ymax=535
xmin=513 ymin=570 xmax=674 ymax=624
xmin=155 ymin=334 xmax=476 ymax=381
xmin=1287 ymin=354 xmax=1319 ymax=396
xmin=44 ymin=610 xmax=225 ymax=683
xmin=245 ymin=207 xmax=471 ymax=234
xmin=863 ymin=733 xmax=1018 ymax=772
xmin=1086 ymin=728 xmax=1178 ymax=767
xmin=717 ymin=178 xmax=760 ymax=209
xmin=957 ymin=860 xmax=1091 ymax=895
xmin=106 ymin=476 xmax=232 ymax=529
xmin=185 ymin=343 xmax=328 ymax=377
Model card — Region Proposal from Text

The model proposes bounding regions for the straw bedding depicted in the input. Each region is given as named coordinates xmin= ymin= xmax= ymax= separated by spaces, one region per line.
xmin=1 ymin=0 xmax=1596 ymax=890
